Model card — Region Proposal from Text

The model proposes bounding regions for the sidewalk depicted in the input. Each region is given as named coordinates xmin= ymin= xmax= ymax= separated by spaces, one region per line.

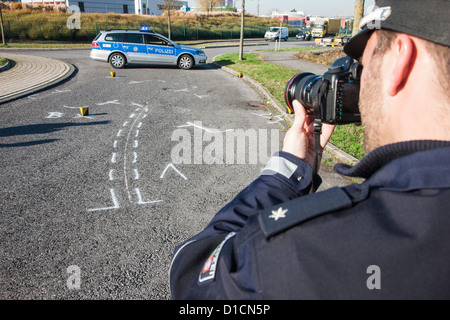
xmin=0 ymin=53 xmax=75 ymax=104
xmin=258 ymin=49 xmax=329 ymax=74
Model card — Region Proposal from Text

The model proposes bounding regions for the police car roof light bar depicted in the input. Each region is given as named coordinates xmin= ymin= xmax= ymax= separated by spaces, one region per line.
xmin=140 ymin=25 xmax=155 ymax=33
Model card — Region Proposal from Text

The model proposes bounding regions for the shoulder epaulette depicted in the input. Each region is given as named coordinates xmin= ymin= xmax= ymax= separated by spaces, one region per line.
xmin=258 ymin=187 xmax=353 ymax=238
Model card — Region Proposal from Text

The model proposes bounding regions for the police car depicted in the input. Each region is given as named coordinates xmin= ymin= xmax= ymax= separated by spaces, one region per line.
xmin=90 ymin=27 xmax=207 ymax=70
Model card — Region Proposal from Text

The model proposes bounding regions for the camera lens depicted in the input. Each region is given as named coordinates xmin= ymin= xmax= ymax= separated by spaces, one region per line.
xmin=284 ymin=72 xmax=322 ymax=114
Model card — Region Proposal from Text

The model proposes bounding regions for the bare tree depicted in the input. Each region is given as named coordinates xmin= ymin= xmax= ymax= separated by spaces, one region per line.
xmin=0 ymin=5 xmax=5 ymax=46
xmin=197 ymin=0 xmax=222 ymax=16
xmin=239 ymin=0 xmax=245 ymax=60
xmin=163 ymin=0 xmax=182 ymax=39
xmin=353 ymin=0 xmax=365 ymax=36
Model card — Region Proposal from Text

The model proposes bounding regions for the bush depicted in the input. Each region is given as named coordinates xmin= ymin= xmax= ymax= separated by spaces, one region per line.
xmin=12 ymin=2 xmax=22 ymax=10
xmin=294 ymin=48 xmax=347 ymax=66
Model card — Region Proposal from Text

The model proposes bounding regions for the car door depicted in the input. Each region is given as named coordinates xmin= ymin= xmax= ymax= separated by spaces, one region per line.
xmin=144 ymin=34 xmax=176 ymax=65
xmin=122 ymin=33 xmax=146 ymax=63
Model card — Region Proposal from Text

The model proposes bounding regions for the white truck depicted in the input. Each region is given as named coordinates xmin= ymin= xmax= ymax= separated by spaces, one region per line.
xmin=264 ymin=27 xmax=289 ymax=41
xmin=311 ymin=18 xmax=341 ymax=38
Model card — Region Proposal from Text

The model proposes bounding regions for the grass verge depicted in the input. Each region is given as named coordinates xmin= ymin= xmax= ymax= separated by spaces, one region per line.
xmin=214 ymin=52 xmax=366 ymax=160
xmin=0 ymin=57 xmax=8 ymax=67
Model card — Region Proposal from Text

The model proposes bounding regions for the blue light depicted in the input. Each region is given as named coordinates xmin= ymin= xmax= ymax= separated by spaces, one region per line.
xmin=140 ymin=25 xmax=150 ymax=31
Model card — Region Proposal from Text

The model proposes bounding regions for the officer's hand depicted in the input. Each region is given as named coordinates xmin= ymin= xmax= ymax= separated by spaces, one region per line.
xmin=282 ymin=100 xmax=335 ymax=167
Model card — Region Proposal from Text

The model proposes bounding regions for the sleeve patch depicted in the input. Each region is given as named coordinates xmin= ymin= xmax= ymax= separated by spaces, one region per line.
xmin=198 ymin=232 xmax=236 ymax=284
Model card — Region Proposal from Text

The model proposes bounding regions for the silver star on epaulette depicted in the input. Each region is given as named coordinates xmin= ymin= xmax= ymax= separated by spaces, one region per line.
xmin=269 ymin=207 xmax=288 ymax=221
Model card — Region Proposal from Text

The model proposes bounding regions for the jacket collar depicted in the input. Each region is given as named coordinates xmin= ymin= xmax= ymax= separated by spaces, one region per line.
xmin=335 ymin=140 xmax=450 ymax=180
xmin=335 ymin=141 xmax=450 ymax=200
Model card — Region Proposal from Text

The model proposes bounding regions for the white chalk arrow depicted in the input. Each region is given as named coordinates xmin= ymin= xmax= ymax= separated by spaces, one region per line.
xmin=160 ymin=163 xmax=188 ymax=180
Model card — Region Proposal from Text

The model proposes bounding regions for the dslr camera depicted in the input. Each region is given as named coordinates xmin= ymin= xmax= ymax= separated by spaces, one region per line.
xmin=284 ymin=56 xmax=362 ymax=124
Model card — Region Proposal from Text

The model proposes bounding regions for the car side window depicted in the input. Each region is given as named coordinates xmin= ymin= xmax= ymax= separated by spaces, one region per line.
xmin=123 ymin=33 xmax=144 ymax=44
xmin=145 ymin=35 xmax=170 ymax=46
xmin=104 ymin=33 xmax=124 ymax=42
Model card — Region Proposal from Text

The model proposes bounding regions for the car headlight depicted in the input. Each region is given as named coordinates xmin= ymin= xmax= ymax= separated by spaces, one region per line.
xmin=195 ymin=50 xmax=205 ymax=56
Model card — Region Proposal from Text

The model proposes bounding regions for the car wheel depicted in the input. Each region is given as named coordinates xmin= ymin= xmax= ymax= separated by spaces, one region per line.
xmin=110 ymin=53 xmax=126 ymax=69
xmin=178 ymin=54 xmax=193 ymax=70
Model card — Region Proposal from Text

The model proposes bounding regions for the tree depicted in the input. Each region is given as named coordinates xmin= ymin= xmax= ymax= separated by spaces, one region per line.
xmin=0 ymin=6 xmax=5 ymax=46
xmin=162 ymin=0 xmax=181 ymax=39
xmin=239 ymin=0 xmax=245 ymax=60
xmin=352 ymin=0 xmax=365 ymax=36
xmin=197 ymin=0 xmax=222 ymax=17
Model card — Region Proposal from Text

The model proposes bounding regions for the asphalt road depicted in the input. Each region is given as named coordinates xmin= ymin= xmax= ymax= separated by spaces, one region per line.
xmin=0 ymin=42 xmax=352 ymax=299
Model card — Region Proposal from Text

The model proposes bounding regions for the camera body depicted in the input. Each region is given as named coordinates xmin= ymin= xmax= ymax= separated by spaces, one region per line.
xmin=285 ymin=56 xmax=362 ymax=125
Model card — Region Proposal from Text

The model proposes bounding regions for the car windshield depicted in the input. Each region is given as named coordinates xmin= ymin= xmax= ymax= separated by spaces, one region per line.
xmin=268 ymin=28 xmax=280 ymax=32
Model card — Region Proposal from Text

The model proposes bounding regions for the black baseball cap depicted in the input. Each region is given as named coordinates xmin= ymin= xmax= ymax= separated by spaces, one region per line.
xmin=344 ymin=0 xmax=450 ymax=59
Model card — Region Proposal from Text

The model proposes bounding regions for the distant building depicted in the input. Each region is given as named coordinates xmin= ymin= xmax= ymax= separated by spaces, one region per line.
xmin=20 ymin=0 xmax=187 ymax=15
xmin=136 ymin=0 xmax=188 ymax=15
xmin=271 ymin=9 xmax=308 ymax=29
xmin=180 ymin=4 xmax=190 ymax=12
xmin=21 ymin=0 xmax=137 ymax=13
xmin=222 ymin=0 xmax=233 ymax=7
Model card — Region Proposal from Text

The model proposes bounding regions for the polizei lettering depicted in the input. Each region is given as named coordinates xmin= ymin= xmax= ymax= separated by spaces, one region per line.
xmin=179 ymin=304 xmax=213 ymax=318
xmin=155 ymin=48 xmax=173 ymax=54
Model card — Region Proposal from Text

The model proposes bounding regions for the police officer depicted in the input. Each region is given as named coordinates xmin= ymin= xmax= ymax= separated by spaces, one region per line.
xmin=169 ymin=0 xmax=450 ymax=299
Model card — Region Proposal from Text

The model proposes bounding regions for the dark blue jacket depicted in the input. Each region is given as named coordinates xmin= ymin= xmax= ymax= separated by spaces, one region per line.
xmin=169 ymin=140 xmax=450 ymax=299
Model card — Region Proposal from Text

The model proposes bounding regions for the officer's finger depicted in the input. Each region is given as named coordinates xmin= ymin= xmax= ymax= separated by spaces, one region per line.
xmin=291 ymin=100 xmax=306 ymax=132
xmin=320 ymin=123 xmax=336 ymax=149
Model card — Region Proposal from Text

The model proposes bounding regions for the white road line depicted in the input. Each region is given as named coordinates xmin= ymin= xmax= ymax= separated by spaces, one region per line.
xmin=97 ymin=100 xmax=120 ymax=105
xmin=123 ymin=108 xmax=146 ymax=202
xmin=160 ymin=163 xmax=188 ymax=180
xmin=134 ymin=188 xmax=163 ymax=205
xmin=111 ymin=153 xmax=118 ymax=163
xmin=88 ymin=189 xmax=120 ymax=212
xmin=109 ymin=169 xmax=115 ymax=181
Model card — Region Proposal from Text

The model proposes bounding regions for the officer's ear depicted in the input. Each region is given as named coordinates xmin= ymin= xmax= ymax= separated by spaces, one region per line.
xmin=387 ymin=34 xmax=416 ymax=97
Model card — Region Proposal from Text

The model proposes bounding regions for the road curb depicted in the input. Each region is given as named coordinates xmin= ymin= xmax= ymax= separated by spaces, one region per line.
xmin=0 ymin=55 xmax=77 ymax=104
xmin=212 ymin=58 xmax=359 ymax=166
xmin=0 ymin=58 xmax=13 ymax=72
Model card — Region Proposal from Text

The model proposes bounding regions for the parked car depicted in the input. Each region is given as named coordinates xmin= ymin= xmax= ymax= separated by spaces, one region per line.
xmin=296 ymin=31 xmax=312 ymax=41
xmin=90 ymin=27 xmax=207 ymax=70
xmin=264 ymin=27 xmax=289 ymax=41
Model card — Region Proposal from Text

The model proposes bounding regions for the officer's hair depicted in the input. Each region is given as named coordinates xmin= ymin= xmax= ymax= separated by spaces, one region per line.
xmin=374 ymin=29 xmax=450 ymax=100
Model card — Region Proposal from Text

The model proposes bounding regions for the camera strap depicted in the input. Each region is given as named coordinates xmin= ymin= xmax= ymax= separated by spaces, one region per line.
xmin=310 ymin=79 xmax=330 ymax=193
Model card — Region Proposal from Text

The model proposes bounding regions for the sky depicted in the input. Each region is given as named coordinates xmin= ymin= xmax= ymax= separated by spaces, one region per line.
xmin=236 ymin=0 xmax=376 ymax=17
